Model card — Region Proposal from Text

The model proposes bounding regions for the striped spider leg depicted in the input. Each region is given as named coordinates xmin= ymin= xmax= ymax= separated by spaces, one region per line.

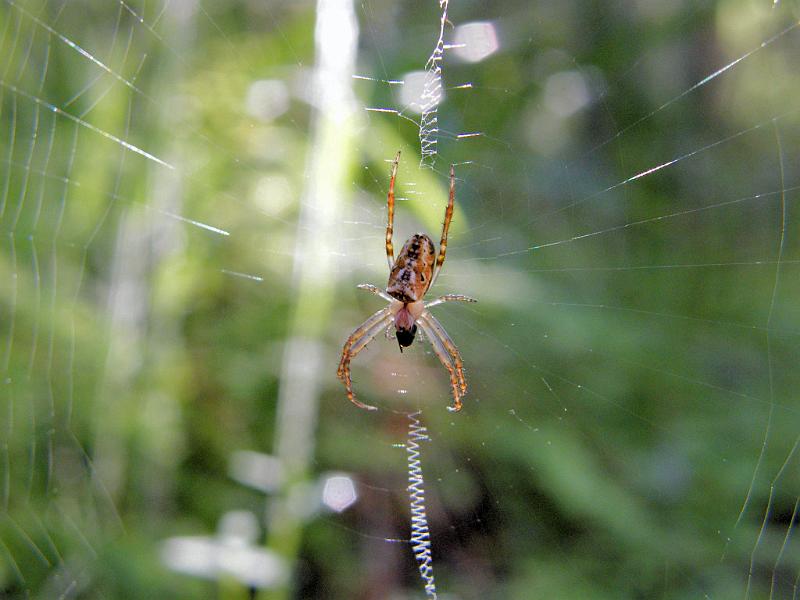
xmin=337 ymin=302 xmax=395 ymax=411
xmin=418 ymin=294 xmax=476 ymax=412
xmin=337 ymin=152 xmax=476 ymax=412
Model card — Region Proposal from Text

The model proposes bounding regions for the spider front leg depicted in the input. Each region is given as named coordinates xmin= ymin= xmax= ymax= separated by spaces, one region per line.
xmin=385 ymin=151 xmax=400 ymax=270
xmin=430 ymin=164 xmax=456 ymax=286
xmin=338 ymin=307 xmax=394 ymax=411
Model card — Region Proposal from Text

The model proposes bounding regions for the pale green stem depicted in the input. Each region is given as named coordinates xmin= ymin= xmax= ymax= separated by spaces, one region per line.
xmin=262 ymin=0 xmax=359 ymax=598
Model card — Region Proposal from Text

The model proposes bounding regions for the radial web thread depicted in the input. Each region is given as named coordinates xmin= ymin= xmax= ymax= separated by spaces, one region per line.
xmin=406 ymin=410 xmax=437 ymax=599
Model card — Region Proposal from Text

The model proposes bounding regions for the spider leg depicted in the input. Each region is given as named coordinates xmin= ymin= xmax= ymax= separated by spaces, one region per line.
xmin=419 ymin=311 xmax=467 ymax=397
xmin=338 ymin=307 xmax=394 ymax=411
xmin=357 ymin=283 xmax=395 ymax=302
xmin=430 ymin=163 xmax=455 ymax=287
xmin=385 ymin=151 xmax=400 ymax=270
xmin=417 ymin=314 xmax=463 ymax=412
xmin=425 ymin=294 xmax=477 ymax=309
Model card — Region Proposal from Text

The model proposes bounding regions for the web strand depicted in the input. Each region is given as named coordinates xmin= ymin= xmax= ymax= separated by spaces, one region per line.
xmin=418 ymin=0 xmax=449 ymax=168
xmin=1 ymin=0 xmax=799 ymax=597
xmin=405 ymin=411 xmax=437 ymax=599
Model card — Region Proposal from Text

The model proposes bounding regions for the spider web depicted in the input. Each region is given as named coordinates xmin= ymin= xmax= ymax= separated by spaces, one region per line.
xmin=0 ymin=0 xmax=799 ymax=598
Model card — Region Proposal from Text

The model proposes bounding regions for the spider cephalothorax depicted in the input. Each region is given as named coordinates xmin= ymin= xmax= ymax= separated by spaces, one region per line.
xmin=337 ymin=151 xmax=476 ymax=412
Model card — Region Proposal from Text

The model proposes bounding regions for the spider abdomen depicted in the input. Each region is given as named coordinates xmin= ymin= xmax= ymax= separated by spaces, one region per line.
xmin=387 ymin=233 xmax=435 ymax=303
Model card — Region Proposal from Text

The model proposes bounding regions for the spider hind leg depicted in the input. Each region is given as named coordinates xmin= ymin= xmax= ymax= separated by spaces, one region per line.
xmin=417 ymin=313 xmax=465 ymax=412
xmin=337 ymin=307 xmax=394 ymax=411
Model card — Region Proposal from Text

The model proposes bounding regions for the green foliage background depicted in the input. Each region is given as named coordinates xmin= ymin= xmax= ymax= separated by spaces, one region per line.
xmin=0 ymin=0 xmax=799 ymax=598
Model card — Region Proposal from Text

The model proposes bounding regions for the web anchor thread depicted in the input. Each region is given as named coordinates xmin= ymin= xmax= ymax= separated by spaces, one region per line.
xmin=405 ymin=410 xmax=438 ymax=599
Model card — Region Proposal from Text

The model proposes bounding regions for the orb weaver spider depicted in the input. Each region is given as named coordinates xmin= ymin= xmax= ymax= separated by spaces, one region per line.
xmin=337 ymin=151 xmax=476 ymax=412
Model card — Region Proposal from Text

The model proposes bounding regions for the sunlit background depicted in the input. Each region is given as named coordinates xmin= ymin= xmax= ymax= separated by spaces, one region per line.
xmin=1 ymin=0 xmax=799 ymax=598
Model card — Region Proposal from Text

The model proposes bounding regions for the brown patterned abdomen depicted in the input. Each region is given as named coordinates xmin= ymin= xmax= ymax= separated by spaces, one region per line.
xmin=386 ymin=234 xmax=435 ymax=303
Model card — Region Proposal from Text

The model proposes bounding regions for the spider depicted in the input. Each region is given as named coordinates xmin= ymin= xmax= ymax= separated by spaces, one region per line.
xmin=337 ymin=151 xmax=476 ymax=412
